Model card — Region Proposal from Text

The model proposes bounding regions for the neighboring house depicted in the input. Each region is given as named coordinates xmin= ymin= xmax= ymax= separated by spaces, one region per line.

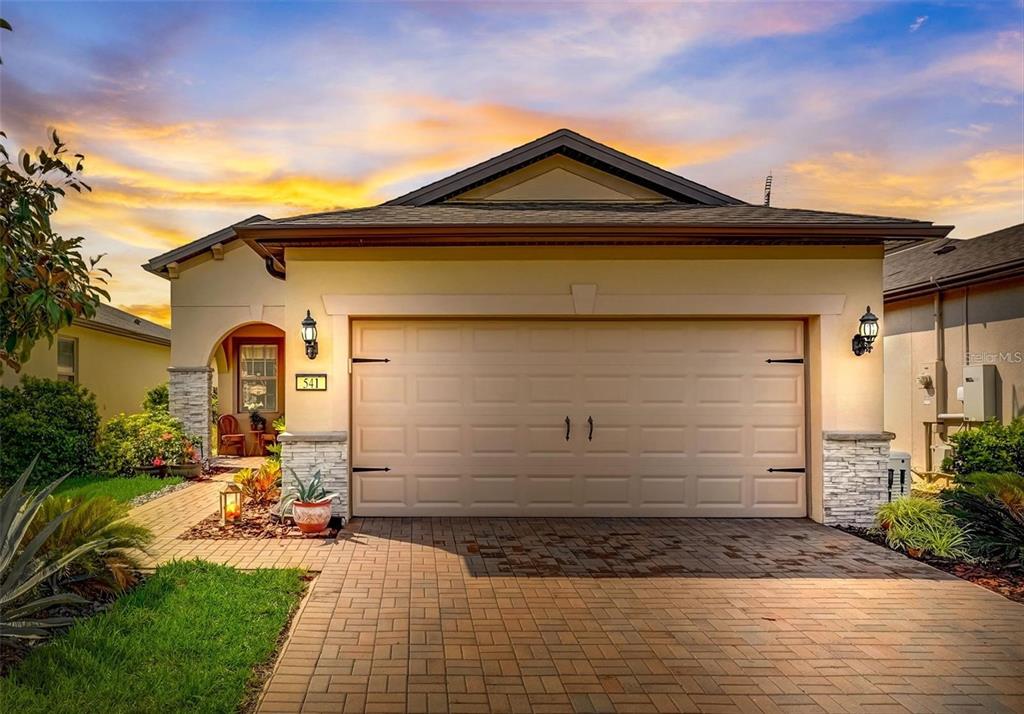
xmin=145 ymin=128 xmax=950 ymax=526
xmin=883 ymin=223 xmax=1024 ymax=473
xmin=2 ymin=304 xmax=172 ymax=419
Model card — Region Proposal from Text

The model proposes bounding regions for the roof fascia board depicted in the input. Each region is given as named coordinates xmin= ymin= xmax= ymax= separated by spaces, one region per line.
xmin=73 ymin=319 xmax=171 ymax=347
xmin=143 ymin=214 xmax=269 ymax=278
xmin=238 ymin=222 xmax=949 ymax=242
xmin=884 ymin=261 xmax=1024 ymax=301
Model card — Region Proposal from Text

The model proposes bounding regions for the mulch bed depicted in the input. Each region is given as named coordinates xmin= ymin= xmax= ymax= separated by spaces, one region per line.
xmin=839 ymin=526 xmax=1024 ymax=603
xmin=178 ymin=502 xmax=337 ymax=540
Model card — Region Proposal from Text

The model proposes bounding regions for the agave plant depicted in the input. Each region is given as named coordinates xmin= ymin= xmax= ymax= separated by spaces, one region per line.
xmin=26 ymin=494 xmax=153 ymax=593
xmin=1 ymin=459 xmax=106 ymax=640
xmin=284 ymin=469 xmax=337 ymax=505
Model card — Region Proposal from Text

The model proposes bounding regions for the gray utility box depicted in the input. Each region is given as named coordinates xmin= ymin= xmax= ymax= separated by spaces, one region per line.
xmin=963 ymin=364 xmax=997 ymax=422
xmin=888 ymin=451 xmax=912 ymax=499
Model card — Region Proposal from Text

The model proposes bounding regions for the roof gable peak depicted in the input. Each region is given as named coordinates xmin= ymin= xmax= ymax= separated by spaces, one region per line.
xmin=385 ymin=129 xmax=745 ymax=207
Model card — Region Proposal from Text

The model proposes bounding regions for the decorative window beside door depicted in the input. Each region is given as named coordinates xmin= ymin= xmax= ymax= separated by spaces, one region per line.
xmin=57 ymin=337 xmax=77 ymax=384
xmin=239 ymin=344 xmax=278 ymax=411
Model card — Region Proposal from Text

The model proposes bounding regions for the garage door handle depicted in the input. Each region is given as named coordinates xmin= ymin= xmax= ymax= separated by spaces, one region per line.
xmin=587 ymin=416 xmax=594 ymax=441
xmin=565 ymin=416 xmax=571 ymax=441
xmin=767 ymin=467 xmax=806 ymax=473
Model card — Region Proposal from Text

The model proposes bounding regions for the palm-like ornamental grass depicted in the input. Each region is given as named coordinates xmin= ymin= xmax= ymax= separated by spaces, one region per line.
xmin=0 ymin=458 xmax=107 ymax=640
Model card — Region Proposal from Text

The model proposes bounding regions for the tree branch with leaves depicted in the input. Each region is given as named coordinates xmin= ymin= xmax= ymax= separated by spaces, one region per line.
xmin=0 ymin=130 xmax=111 ymax=372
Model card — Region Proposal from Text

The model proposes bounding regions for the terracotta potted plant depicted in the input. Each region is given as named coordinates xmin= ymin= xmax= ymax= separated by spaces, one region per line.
xmin=285 ymin=470 xmax=336 ymax=533
xmin=165 ymin=433 xmax=203 ymax=480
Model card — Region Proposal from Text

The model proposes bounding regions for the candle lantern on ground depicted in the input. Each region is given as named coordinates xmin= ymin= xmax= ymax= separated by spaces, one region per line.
xmin=220 ymin=484 xmax=244 ymax=525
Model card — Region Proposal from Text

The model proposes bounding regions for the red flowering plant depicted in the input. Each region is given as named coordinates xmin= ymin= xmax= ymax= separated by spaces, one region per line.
xmin=160 ymin=432 xmax=202 ymax=465
xmin=97 ymin=411 xmax=200 ymax=474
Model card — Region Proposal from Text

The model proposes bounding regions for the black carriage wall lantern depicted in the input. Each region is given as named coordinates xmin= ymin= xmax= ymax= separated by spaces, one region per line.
xmin=851 ymin=306 xmax=879 ymax=356
xmin=301 ymin=310 xmax=319 ymax=360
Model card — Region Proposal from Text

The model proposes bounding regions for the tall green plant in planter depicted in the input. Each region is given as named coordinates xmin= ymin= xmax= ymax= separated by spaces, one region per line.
xmin=0 ymin=377 xmax=100 ymax=488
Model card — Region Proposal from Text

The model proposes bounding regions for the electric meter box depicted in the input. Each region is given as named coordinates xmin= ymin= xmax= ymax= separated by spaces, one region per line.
xmin=962 ymin=364 xmax=997 ymax=422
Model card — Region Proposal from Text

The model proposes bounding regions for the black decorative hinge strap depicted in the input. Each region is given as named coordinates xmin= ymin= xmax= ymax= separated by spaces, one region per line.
xmin=352 ymin=467 xmax=391 ymax=473
xmin=765 ymin=358 xmax=804 ymax=364
xmin=767 ymin=467 xmax=806 ymax=473
xmin=352 ymin=357 xmax=391 ymax=364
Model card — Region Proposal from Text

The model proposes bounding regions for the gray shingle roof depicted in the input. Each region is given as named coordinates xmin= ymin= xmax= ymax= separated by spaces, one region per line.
xmin=79 ymin=304 xmax=171 ymax=345
xmin=144 ymin=214 xmax=269 ymax=276
xmin=252 ymin=201 xmax=937 ymax=229
xmin=884 ymin=223 xmax=1024 ymax=299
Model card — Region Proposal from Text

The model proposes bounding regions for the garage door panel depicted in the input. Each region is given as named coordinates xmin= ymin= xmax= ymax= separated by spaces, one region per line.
xmin=413 ymin=426 xmax=462 ymax=455
xmin=524 ymin=475 xmax=576 ymax=507
xmin=470 ymin=426 xmax=520 ymax=455
xmin=527 ymin=376 xmax=575 ymax=404
xmin=472 ymin=375 xmax=519 ymax=404
xmin=415 ymin=375 xmax=463 ymax=405
xmin=352 ymin=320 xmax=805 ymax=518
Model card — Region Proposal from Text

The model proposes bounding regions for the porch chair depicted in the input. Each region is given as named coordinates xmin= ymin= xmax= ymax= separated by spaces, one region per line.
xmin=217 ymin=414 xmax=246 ymax=456
xmin=259 ymin=431 xmax=278 ymax=455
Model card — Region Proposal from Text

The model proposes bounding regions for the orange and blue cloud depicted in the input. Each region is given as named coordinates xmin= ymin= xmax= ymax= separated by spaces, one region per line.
xmin=1 ymin=1 xmax=1021 ymax=326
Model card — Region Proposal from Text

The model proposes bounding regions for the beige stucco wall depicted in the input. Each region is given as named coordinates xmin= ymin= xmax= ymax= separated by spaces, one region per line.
xmin=297 ymin=245 xmax=884 ymax=522
xmin=884 ymin=275 xmax=1024 ymax=471
xmin=1 ymin=324 xmax=170 ymax=420
xmin=169 ymin=240 xmax=286 ymax=366
xmin=167 ymin=241 xmax=887 ymax=522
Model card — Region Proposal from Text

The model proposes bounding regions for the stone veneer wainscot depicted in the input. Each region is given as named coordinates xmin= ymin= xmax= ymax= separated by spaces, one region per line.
xmin=279 ymin=432 xmax=349 ymax=521
xmin=168 ymin=367 xmax=212 ymax=458
xmin=822 ymin=431 xmax=895 ymax=527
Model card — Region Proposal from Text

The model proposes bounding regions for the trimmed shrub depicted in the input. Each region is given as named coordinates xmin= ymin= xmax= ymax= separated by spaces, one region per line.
xmin=97 ymin=411 xmax=190 ymax=475
xmin=943 ymin=418 xmax=1024 ymax=476
xmin=142 ymin=383 xmax=169 ymax=413
xmin=0 ymin=377 xmax=100 ymax=488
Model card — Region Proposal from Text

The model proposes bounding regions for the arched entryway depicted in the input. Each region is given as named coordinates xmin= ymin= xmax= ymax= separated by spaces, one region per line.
xmin=208 ymin=322 xmax=285 ymax=457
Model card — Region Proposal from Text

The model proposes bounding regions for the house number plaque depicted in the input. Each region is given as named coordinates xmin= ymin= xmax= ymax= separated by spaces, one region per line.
xmin=295 ymin=374 xmax=328 ymax=391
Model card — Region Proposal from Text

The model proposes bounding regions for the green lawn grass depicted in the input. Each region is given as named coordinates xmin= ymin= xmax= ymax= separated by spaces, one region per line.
xmin=53 ymin=474 xmax=183 ymax=503
xmin=1 ymin=560 xmax=305 ymax=714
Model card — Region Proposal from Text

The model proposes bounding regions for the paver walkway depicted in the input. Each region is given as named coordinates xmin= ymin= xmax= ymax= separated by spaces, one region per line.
xmin=129 ymin=487 xmax=1024 ymax=713
xmin=259 ymin=518 xmax=1024 ymax=714
xmin=131 ymin=474 xmax=337 ymax=571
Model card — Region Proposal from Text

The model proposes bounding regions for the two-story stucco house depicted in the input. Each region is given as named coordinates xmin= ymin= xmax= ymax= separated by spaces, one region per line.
xmin=145 ymin=129 xmax=951 ymax=526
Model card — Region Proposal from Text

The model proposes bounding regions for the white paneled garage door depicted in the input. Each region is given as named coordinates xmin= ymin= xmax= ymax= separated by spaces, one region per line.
xmin=351 ymin=320 xmax=806 ymax=517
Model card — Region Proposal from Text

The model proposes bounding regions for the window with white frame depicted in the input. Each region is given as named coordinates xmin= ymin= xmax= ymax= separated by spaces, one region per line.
xmin=57 ymin=337 xmax=77 ymax=383
xmin=239 ymin=343 xmax=278 ymax=411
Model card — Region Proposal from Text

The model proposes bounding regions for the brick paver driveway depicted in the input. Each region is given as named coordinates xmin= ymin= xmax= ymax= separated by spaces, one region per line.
xmin=258 ymin=518 xmax=1024 ymax=714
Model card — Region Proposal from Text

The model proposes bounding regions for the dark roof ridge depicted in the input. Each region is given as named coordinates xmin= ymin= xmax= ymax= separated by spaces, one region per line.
xmin=383 ymin=128 xmax=746 ymax=207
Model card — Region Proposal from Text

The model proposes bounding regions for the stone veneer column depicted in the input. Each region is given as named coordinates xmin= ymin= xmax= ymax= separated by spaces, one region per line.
xmin=279 ymin=432 xmax=349 ymax=521
xmin=168 ymin=367 xmax=212 ymax=459
xmin=822 ymin=431 xmax=895 ymax=527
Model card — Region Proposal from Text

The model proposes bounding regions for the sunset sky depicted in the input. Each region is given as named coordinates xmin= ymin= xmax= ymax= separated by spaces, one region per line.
xmin=2 ymin=1 xmax=1022 ymax=327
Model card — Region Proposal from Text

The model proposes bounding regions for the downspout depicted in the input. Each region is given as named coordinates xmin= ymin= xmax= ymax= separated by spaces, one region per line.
xmin=962 ymin=286 xmax=969 ymax=366
xmin=929 ymin=279 xmax=946 ymax=471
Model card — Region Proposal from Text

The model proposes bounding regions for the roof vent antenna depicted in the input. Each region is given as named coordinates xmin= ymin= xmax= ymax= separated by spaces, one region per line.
xmin=763 ymin=172 xmax=773 ymax=207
